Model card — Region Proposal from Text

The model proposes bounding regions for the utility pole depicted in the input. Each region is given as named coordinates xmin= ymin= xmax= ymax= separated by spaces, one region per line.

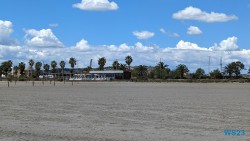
xmin=208 ymin=56 xmax=211 ymax=75
xmin=220 ymin=56 xmax=222 ymax=72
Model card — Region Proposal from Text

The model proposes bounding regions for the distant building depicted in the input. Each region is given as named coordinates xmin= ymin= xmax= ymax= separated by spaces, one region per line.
xmin=89 ymin=70 xmax=124 ymax=80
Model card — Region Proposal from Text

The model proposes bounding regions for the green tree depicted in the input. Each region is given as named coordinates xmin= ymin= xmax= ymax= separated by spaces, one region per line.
xmin=35 ymin=62 xmax=42 ymax=78
xmin=210 ymin=69 xmax=223 ymax=79
xmin=0 ymin=66 xmax=3 ymax=80
xmin=120 ymin=64 xmax=127 ymax=70
xmin=1 ymin=60 xmax=13 ymax=77
xmin=28 ymin=59 xmax=34 ymax=69
xmin=155 ymin=62 xmax=170 ymax=79
xmin=83 ymin=66 xmax=92 ymax=72
xmin=112 ymin=60 xmax=120 ymax=70
xmin=168 ymin=69 xmax=180 ymax=79
xmin=60 ymin=61 xmax=65 ymax=81
xmin=98 ymin=57 xmax=106 ymax=70
xmin=18 ymin=62 xmax=26 ymax=75
xmin=194 ymin=68 xmax=205 ymax=79
xmin=125 ymin=55 xmax=133 ymax=70
xmin=60 ymin=61 xmax=65 ymax=74
xmin=51 ymin=60 xmax=57 ymax=73
xmin=224 ymin=63 xmax=233 ymax=77
xmin=43 ymin=64 xmax=50 ymax=75
xmin=234 ymin=61 xmax=245 ymax=77
xmin=28 ymin=59 xmax=35 ymax=77
xmin=135 ymin=65 xmax=148 ymax=79
xmin=224 ymin=61 xmax=245 ymax=78
xmin=176 ymin=64 xmax=189 ymax=79
xmin=69 ymin=57 xmax=76 ymax=75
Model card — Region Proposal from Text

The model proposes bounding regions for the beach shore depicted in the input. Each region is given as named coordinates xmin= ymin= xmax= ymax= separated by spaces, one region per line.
xmin=0 ymin=81 xmax=249 ymax=141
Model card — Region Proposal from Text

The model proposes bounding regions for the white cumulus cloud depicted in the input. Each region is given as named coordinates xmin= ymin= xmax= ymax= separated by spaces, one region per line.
xmin=1 ymin=36 xmax=250 ymax=73
xmin=133 ymin=31 xmax=155 ymax=40
xmin=107 ymin=43 xmax=131 ymax=52
xmin=73 ymin=39 xmax=91 ymax=51
xmin=73 ymin=0 xmax=118 ymax=11
xmin=0 ymin=20 xmax=17 ymax=45
xmin=25 ymin=29 xmax=63 ymax=47
xmin=187 ymin=26 xmax=202 ymax=35
xmin=134 ymin=42 xmax=155 ymax=53
xmin=176 ymin=40 xmax=207 ymax=50
xmin=210 ymin=36 xmax=239 ymax=51
xmin=173 ymin=6 xmax=238 ymax=23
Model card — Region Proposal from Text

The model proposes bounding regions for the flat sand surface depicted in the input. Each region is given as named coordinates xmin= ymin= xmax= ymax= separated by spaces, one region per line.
xmin=0 ymin=81 xmax=249 ymax=141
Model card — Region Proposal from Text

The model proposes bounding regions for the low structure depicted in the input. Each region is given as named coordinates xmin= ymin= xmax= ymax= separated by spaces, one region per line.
xmin=69 ymin=70 xmax=124 ymax=81
xmin=89 ymin=70 xmax=124 ymax=80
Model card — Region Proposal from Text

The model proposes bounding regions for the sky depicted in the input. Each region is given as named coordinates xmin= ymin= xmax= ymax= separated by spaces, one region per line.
xmin=0 ymin=0 xmax=250 ymax=73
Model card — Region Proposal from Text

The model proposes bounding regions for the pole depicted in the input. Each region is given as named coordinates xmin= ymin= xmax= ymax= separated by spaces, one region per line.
xmin=63 ymin=70 xmax=65 ymax=84
xmin=160 ymin=58 xmax=162 ymax=79
xmin=208 ymin=56 xmax=211 ymax=75
xmin=220 ymin=56 xmax=222 ymax=72
xmin=42 ymin=61 xmax=44 ymax=85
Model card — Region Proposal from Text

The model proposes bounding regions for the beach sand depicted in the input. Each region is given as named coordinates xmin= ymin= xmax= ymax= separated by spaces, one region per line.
xmin=0 ymin=81 xmax=249 ymax=141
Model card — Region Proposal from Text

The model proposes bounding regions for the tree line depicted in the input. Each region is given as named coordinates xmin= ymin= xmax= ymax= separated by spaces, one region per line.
xmin=0 ymin=55 xmax=249 ymax=80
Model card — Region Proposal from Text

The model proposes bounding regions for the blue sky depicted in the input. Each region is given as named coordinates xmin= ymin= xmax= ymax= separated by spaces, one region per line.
xmin=0 ymin=0 xmax=250 ymax=72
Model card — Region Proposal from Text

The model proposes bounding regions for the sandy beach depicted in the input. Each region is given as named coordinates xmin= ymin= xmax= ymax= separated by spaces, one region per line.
xmin=0 ymin=81 xmax=249 ymax=141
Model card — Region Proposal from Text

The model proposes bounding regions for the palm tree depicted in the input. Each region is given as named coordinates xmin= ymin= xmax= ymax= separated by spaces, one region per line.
xmin=176 ymin=64 xmax=189 ymax=79
xmin=51 ymin=60 xmax=57 ymax=73
xmin=156 ymin=61 xmax=168 ymax=70
xmin=69 ymin=57 xmax=76 ymax=75
xmin=155 ymin=61 xmax=170 ymax=79
xmin=18 ymin=62 xmax=26 ymax=75
xmin=125 ymin=56 xmax=133 ymax=70
xmin=112 ymin=60 xmax=120 ymax=70
xmin=28 ymin=59 xmax=34 ymax=69
xmin=35 ymin=62 xmax=42 ymax=78
xmin=224 ymin=63 xmax=234 ymax=78
xmin=98 ymin=57 xmax=106 ymax=70
xmin=43 ymin=64 xmax=50 ymax=75
xmin=28 ymin=59 xmax=35 ymax=77
xmin=60 ymin=61 xmax=65 ymax=81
